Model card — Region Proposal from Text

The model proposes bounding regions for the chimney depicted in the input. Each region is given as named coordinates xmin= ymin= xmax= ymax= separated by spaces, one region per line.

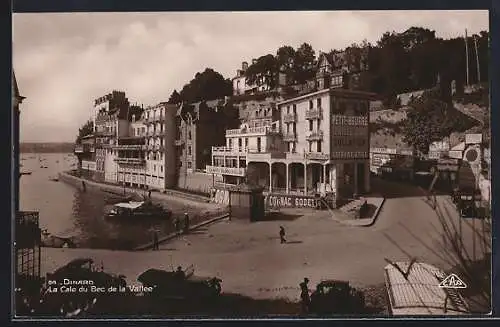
xmin=132 ymin=114 xmax=136 ymax=122
xmin=242 ymin=61 xmax=248 ymax=70
xmin=252 ymin=58 xmax=257 ymax=65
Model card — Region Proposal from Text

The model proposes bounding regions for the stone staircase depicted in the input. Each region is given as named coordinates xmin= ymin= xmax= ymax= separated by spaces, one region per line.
xmin=338 ymin=197 xmax=366 ymax=218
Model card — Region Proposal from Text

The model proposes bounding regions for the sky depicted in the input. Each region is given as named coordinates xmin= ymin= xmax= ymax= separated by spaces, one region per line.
xmin=13 ymin=10 xmax=489 ymax=142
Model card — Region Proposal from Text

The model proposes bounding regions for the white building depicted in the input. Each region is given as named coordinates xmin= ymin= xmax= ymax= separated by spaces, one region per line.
xmin=142 ymin=102 xmax=177 ymax=190
xmin=232 ymin=60 xmax=271 ymax=96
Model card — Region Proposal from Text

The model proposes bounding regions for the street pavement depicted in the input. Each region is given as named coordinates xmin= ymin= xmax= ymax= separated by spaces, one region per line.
xmin=41 ymin=178 xmax=489 ymax=303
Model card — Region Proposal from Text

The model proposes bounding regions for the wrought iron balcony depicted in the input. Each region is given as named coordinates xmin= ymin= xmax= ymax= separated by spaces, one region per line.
xmin=305 ymin=108 xmax=323 ymax=120
xmin=305 ymin=130 xmax=324 ymax=141
xmin=114 ymin=157 xmax=146 ymax=165
xmin=282 ymin=132 xmax=297 ymax=142
xmin=211 ymin=146 xmax=247 ymax=156
xmin=283 ymin=113 xmax=297 ymax=123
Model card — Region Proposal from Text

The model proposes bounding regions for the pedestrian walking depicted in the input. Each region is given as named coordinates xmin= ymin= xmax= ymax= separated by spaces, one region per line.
xmin=148 ymin=190 xmax=152 ymax=199
xmin=279 ymin=226 xmax=286 ymax=244
xmin=174 ymin=217 xmax=181 ymax=235
xmin=299 ymin=277 xmax=311 ymax=314
xmin=152 ymin=230 xmax=159 ymax=250
xmin=183 ymin=213 xmax=190 ymax=234
xmin=81 ymin=180 xmax=86 ymax=192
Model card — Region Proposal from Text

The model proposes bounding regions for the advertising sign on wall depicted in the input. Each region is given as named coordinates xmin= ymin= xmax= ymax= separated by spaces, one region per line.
xmin=265 ymin=194 xmax=319 ymax=209
xmin=331 ymin=115 xmax=369 ymax=159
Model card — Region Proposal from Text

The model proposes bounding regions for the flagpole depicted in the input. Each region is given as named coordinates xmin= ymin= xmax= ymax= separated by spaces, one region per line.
xmin=474 ymin=34 xmax=481 ymax=84
xmin=465 ymin=29 xmax=470 ymax=86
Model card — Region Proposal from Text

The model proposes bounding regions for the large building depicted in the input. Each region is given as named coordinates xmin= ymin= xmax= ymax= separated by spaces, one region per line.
xmin=232 ymin=60 xmax=271 ymax=96
xmin=175 ymin=99 xmax=239 ymax=190
xmin=209 ymin=87 xmax=376 ymax=205
xmin=92 ymin=91 xmax=131 ymax=182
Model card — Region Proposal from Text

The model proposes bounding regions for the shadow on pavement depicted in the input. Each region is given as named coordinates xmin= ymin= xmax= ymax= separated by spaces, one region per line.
xmin=369 ymin=177 xmax=449 ymax=199
xmin=260 ymin=212 xmax=303 ymax=222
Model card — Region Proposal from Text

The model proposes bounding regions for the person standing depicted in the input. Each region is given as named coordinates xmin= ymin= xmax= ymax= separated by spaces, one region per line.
xmin=183 ymin=213 xmax=190 ymax=234
xmin=148 ymin=190 xmax=152 ymax=199
xmin=299 ymin=277 xmax=311 ymax=314
xmin=152 ymin=230 xmax=159 ymax=250
xmin=279 ymin=226 xmax=286 ymax=244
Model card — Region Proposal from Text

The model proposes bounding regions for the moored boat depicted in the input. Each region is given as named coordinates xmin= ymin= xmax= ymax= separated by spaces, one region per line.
xmin=105 ymin=200 xmax=172 ymax=220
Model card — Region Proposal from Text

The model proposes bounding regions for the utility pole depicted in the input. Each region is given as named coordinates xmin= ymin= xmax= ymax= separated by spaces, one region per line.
xmin=474 ymin=34 xmax=481 ymax=84
xmin=465 ymin=29 xmax=470 ymax=86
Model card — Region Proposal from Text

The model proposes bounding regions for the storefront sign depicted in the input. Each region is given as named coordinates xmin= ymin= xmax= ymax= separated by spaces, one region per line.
xmin=212 ymin=189 xmax=230 ymax=205
xmin=332 ymin=115 xmax=368 ymax=126
xmin=371 ymin=147 xmax=397 ymax=154
xmin=266 ymin=194 xmax=319 ymax=209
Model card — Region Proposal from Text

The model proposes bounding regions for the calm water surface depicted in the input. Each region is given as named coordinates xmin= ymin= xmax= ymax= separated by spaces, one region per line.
xmin=19 ymin=153 xmax=208 ymax=250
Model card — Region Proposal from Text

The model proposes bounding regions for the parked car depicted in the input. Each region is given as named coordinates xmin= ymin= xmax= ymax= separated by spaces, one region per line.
xmin=309 ymin=280 xmax=365 ymax=314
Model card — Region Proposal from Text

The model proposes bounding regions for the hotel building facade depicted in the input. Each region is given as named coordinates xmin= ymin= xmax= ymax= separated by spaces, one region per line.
xmin=209 ymin=87 xmax=375 ymax=206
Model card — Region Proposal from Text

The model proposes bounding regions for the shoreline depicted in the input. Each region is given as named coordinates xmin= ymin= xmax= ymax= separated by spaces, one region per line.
xmin=49 ymin=171 xmax=229 ymax=250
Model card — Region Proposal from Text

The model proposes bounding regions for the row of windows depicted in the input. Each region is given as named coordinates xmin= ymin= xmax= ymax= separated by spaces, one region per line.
xmin=287 ymin=141 xmax=323 ymax=153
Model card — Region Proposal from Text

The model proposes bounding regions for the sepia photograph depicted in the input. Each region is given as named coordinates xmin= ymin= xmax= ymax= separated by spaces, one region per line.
xmin=12 ymin=10 xmax=491 ymax=318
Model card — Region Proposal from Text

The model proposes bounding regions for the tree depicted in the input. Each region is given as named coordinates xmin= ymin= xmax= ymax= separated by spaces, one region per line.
xmin=294 ymin=42 xmax=316 ymax=84
xmin=167 ymin=89 xmax=182 ymax=104
xmin=276 ymin=45 xmax=296 ymax=85
xmin=401 ymin=92 xmax=452 ymax=154
xmin=179 ymin=68 xmax=232 ymax=103
xmin=245 ymin=54 xmax=279 ymax=89
xmin=75 ymin=120 xmax=94 ymax=144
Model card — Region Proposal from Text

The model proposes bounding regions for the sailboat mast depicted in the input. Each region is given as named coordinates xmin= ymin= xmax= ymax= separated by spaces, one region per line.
xmin=474 ymin=34 xmax=481 ymax=84
xmin=465 ymin=29 xmax=470 ymax=86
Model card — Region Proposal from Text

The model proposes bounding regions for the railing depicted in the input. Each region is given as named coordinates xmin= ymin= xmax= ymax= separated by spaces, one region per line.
xmin=155 ymin=130 xmax=166 ymax=136
xmin=211 ymin=146 xmax=247 ymax=156
xmin=175 ymin=139 xmax=184 ymax=146
xmin=74 ymin=146 xmax=84 ymax=153
xmin=283 ymin=113 xmax=297 ymax=123
xmin=147 ymin=130 xmax=155 ymax=136
xmin=225 ymin=125 xmax=279 ymax=136
xmin=305 ymin=107 xmax=323 ymax=120
xmin=114 ymin=157 xmax=146 ymax=164
xmin=282 ymin=132 xmax=297 ymax=141
xmin=113 ymin=144 xmax=146 ymax=150
xmin=306 ymin=130 xmax=324 ymax=141
xmin=206 ymin=165 xmax=246 ymax=177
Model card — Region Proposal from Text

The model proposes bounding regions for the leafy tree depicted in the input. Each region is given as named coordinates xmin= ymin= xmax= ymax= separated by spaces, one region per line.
xmin=401 ymin=96 xmax=447 ymax=155
xmin=167 ymin=89 xmax=182 ymax=104
xmin=179 ymin=68 xmax=232 ymax=103
xmin=276 ymin=45 xmax=296 ymax=84
xmin=293 ymin=42 xmax=316 ymax=84
xmin=245 ymin=54 xmax=279 ymax=89
xmin=75 ymin=120 xmax=94 ymax=144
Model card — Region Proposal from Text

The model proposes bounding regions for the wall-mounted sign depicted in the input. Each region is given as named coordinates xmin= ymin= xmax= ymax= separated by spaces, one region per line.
xmin=305 ymin=152 xmax=329 ymax=160
xmin=330 ymin=151 xmax=369 ymax=159
xmin=465 ymin=133 xmax=483 ymax=145
xmin=82 ymin=160 xmax=97 ymax=171
xmin=265 ymin=194 xmax=319 ymax=209
xmin=206 ymin=165 xmax=246 ymax=177
xmin=370 ymin=147 xmax=398 ymax=155
xmin=212 ymin=189 xmax=230 ymax=205
xmin=332 ymin=115 xmax=368 ymax=126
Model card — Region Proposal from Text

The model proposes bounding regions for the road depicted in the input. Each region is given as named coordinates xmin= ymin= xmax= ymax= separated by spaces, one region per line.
xmin=40 ymin=178 xmax=489 ymax=304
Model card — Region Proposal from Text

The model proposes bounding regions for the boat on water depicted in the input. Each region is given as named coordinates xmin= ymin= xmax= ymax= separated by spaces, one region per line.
xmin=105 ymin=200 xmax=172 ymax=220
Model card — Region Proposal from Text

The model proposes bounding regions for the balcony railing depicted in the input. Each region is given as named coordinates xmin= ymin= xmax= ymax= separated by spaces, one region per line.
xmin=225 ymin=125 xmax=279 ymax=136
xmin=305 ymin=108 xmax=323 ymax=120
xmin=74 ymin=146 xmax=84 ymax=153
xmin=175 ymin=139 xmax=184 ymax=146
xmin=282 ymin=132 xmax=297 ymax=142
xmin=114 ymin=157 xmax=146 ymax=165
xmin=206 ymin=165 xmax=246 ymax=177
xmin=147 ymin=130 xmax=155 ymax=136
xmin=305 ymin=130 xmax=324 ymax=141
xmin=283 ymin=113 xmax=297 ymax=123
xmin=155 ymin=130 xmax=166 ymax=136
xmin=113 ymin=144 xmax=146 ymax=150
xmin=212 ymin=146 xmax=247 ymax=156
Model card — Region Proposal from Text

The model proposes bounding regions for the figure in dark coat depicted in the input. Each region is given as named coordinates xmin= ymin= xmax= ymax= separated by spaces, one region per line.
xmin=279 ymin=226 xmax=286 ymax=244
xmin=300 ymin=277 xmax=310 ymax=314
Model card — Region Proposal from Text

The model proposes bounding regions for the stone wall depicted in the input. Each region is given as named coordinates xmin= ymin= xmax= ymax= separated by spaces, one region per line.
xmin=177 ymin=171 xmax=222 ymax=194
